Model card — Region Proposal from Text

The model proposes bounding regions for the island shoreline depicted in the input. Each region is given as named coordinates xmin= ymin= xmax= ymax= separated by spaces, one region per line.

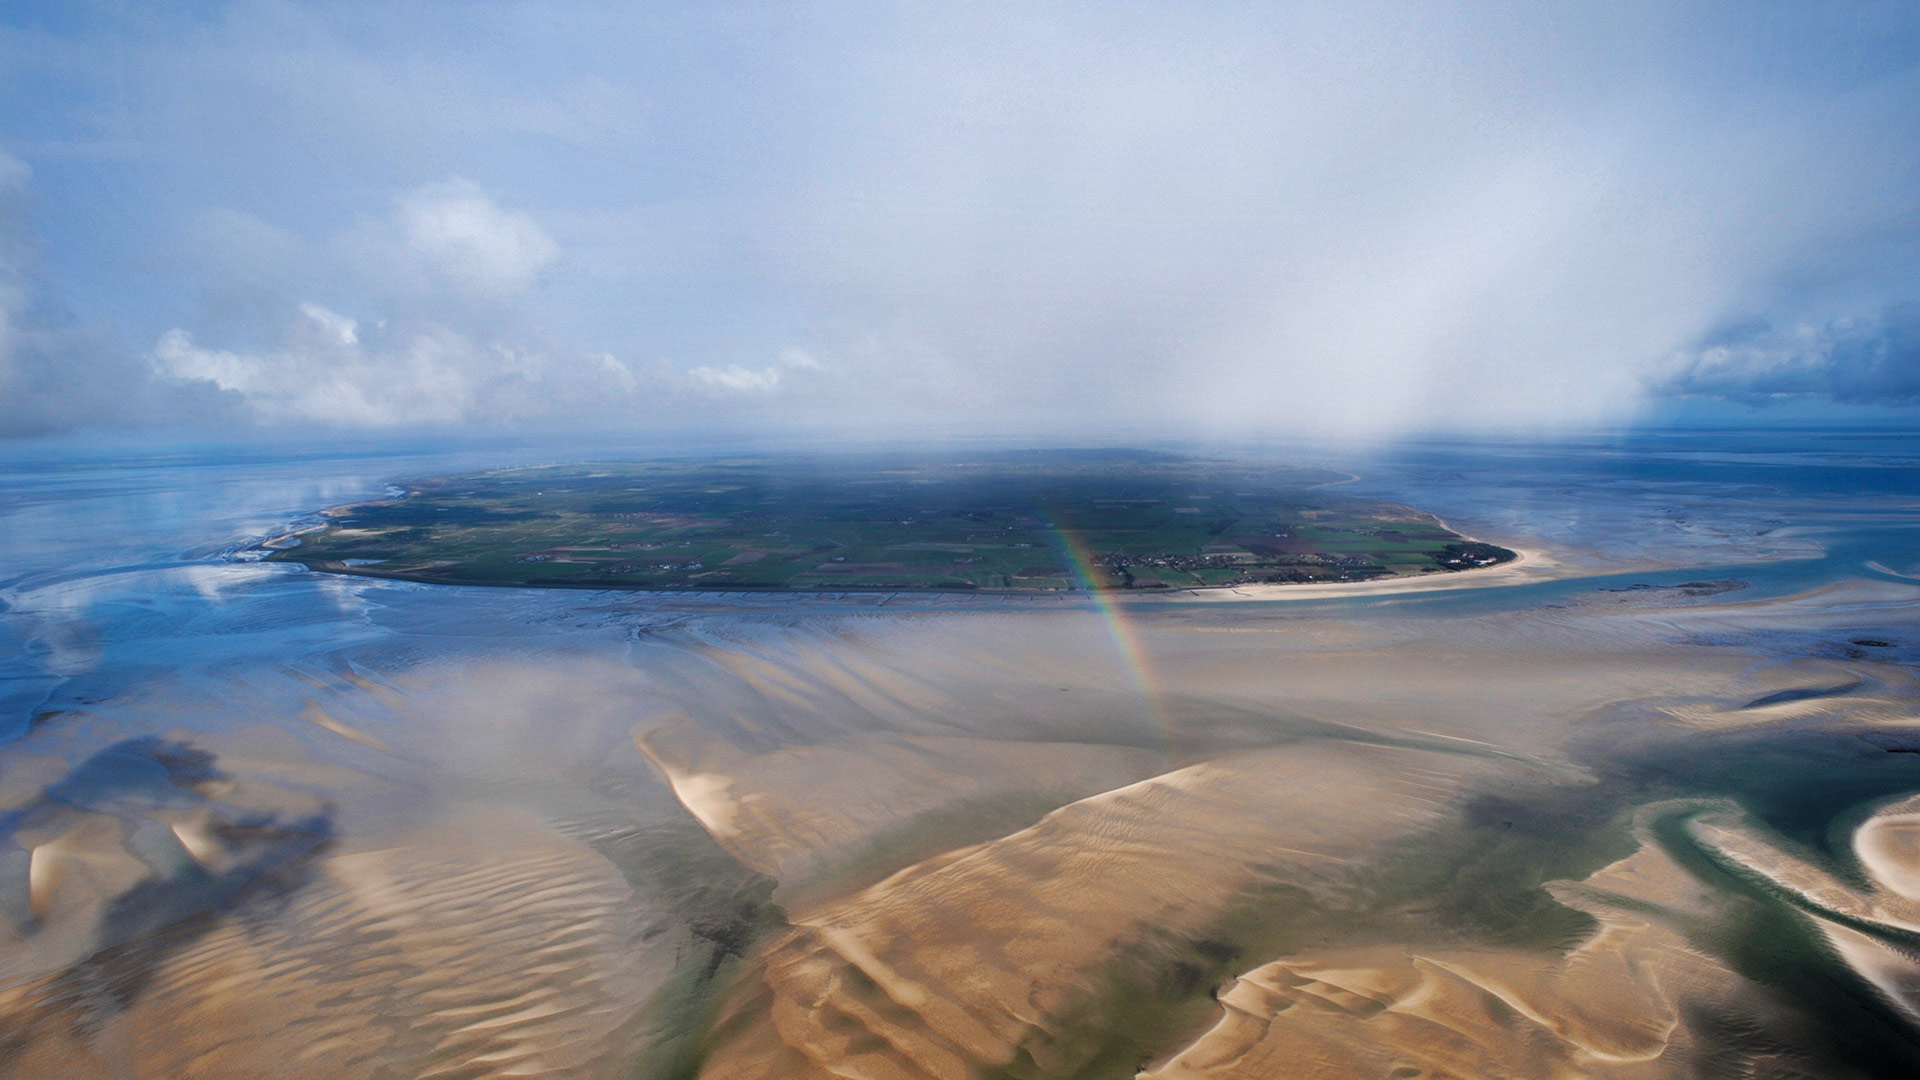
xmin=254 ymin=463 xmax=1552 ymax=602
xmin=261 ymin=536 xmax=1553 ymax=603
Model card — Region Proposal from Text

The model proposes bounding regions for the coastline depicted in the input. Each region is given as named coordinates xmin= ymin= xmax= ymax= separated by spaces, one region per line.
xmin=255 ymin=464 xmax=1561 ymax=604
xmin=1170 ymin=541 xmax=1556 ymax=602
xmin=264 ymin=537 xmax=1562 ymax=603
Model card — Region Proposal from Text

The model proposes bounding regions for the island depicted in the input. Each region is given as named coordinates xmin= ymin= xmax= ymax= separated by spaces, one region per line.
xmin=265 ymin=450 xmax=1516 ymax=593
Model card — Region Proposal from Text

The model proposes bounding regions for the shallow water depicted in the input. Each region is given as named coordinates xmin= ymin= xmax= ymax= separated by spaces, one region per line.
xmin=3 ymin=431 xmax=1920 ymax=1078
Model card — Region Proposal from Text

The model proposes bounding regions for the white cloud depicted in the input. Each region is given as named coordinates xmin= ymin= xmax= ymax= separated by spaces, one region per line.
xmin=686 ymin=347 xmax=827 ymax=394
xmin=153 ymin=329 xmax=251 ymax=392
xmin=149 ymin=183 xmax=603 ymax=428
xmin=594 ymin=351 xmax=637 ymax=393
xmin=299 ymin=301 xmax=358 ymax=346
xmin=688 ymin=363 xmax=781 ymax=392
xmin=151 ymin=309 xmax=655 ymax=428
xmin=390 ymin=178 xmax=559 ymax=299
xmin=155 ymin=318 xmax=473 ymax=426
xmin=777 ymin=346 xmax=821 ymax=370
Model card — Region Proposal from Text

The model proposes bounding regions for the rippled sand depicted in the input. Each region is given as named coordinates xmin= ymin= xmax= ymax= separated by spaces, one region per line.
xmin=1 ymin=808 xmax=661 ymax=1079
xmin=5 ymin=575 xmax=1920 ymax=1077
xmin=694 ymin=742 xmax=1515 ymax=1079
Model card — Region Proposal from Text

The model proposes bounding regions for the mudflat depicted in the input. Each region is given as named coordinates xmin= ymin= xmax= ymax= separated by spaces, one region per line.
xmin=7 ymin=438 xmax=1920 ymax=1078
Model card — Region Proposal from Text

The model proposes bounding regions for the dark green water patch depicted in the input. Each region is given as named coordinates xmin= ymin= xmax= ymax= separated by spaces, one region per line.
xmin=1375 ymin=720 xmax=1920 ymax=1076
xmin=982 ymin=881 xmax=1324 ymax=1080
xmin=1649 ymin=804 xmax=1920 ymax=1078
xmin=593 ymin=817 xmax=786 ymax=1080
xmin=1742 ymin=681 xmax=1865 ymax=710
xmin=1588 ymin=721 xmax=1920 ymax=873
xmin=1028 ymin=718 xmax=1920 ymax=1079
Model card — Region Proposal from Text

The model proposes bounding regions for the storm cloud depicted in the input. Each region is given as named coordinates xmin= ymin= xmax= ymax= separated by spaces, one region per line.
xmin=2 ymin=2 xmax=1918 ymax=438
xmin=0 ymin=151 xmax=236 ymax=437
xmin=1657 ymin=308 xmax=1920 ymax=406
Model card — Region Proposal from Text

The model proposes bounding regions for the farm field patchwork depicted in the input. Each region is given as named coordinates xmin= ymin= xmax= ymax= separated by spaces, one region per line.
xmin=268 ymin=451 xmax=1515 ymax=592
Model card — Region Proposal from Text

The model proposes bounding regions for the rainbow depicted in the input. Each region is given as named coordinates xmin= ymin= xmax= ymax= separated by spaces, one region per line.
xmin=1042 ymin=514 xmax=1172 ymax=743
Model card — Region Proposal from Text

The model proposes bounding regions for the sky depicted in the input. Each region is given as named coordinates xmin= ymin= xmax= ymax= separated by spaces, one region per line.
xmin=2 ymin=1 xmax=1918 ymax=443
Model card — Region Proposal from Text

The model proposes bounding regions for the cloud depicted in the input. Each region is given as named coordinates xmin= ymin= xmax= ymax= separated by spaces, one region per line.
xmin=387 ymin=178 xmax=559 ymax=300
xmin=750 ymin=6 xmax=1920 ymax=436
xmin=593 ymin=351 xmax=637 ymax=393
xmin=290 ymin=178 xmax=563 ymax=316
xmin=299 ymin=301 xmax=358 ymax=347
xmin=0 ymin=151 xmax=235 ymax=436
xmin=687 ymin=364 xmax=780 ymax=392
xmin=777 ymin=346 xmax=820 ymax=371
xmin=687 ymin=347 xmax=824 ymax=393
xmin=1653 ymin=307 xmax=1920 ymax=406
xmin=6 ymin=4 xmax=1920 ymax=439
xmin=0 ymin=159 xmax=585 ymax=435
xmin=154 ymin=308 xmax=472 ymax=427
xmin=148 ymin=177 xmax=828 ymax=428
xmin=149 ymin=180 xmax=619 ymax=428
xmin=153 ymin=302 xmax=650 ymax=428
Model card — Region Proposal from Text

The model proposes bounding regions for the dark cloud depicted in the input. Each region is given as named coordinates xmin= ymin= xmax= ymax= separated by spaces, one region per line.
xmin=1655 ymin=307 xmax=1920 ymax=406
xmin=0 ymin=152 xmax=108 ymax=437
xmin=0 ymin=152 xmax=241 ymax=437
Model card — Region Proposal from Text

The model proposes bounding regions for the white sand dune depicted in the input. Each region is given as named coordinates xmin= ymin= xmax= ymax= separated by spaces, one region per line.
xmin=1688 ymin=809 xmax=1920 ymax=934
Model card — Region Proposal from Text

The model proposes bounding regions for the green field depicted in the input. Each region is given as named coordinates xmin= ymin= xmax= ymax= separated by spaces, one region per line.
xmin=266 ymin=451 xmax=1515 ymax=593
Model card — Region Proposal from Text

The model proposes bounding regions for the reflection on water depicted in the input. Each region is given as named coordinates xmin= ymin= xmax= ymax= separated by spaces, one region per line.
xmin=1 ymin=431 xmax=1919 ymax=1078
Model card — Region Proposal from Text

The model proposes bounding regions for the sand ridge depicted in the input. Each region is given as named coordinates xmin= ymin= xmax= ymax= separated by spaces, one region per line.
xmin=1142 ymin=822 xmax=1763 ymax=1079
xmin=1686 ymin=798 xmax=1920 ymax=1022
xmin=692 ymin=741 xmax=1519 ymax=1079
xmin=7 ymin=563 xmax=1920 ymax=1076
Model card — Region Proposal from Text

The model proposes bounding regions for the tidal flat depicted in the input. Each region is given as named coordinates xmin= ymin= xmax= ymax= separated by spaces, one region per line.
xmin=3 ymin=434 xmax=1920 ymax=1078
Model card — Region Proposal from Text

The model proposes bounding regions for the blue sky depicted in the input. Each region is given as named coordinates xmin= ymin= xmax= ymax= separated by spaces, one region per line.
xmin=3 ymin=2 xmax=1918 ymax=441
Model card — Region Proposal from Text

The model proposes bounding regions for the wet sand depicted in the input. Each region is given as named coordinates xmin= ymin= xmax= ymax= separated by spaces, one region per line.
xmin=1143 ymin=826 xmax=1762 ymax=1080
xmin=693 ymin=742 xmax=1519 ymax=1079
xmin=4 ymin=562 xmax=1920 ymax=1077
